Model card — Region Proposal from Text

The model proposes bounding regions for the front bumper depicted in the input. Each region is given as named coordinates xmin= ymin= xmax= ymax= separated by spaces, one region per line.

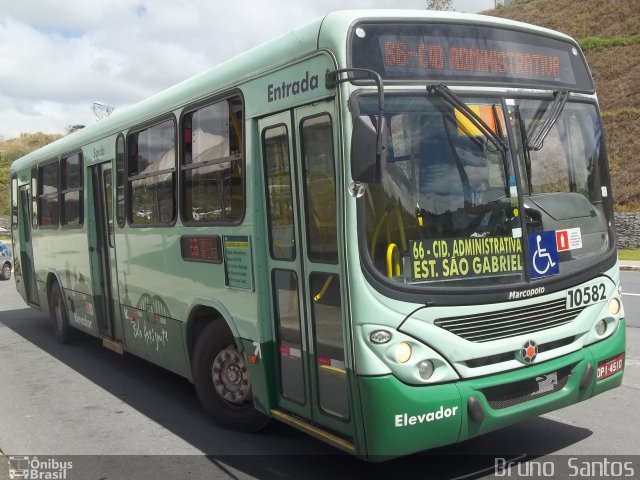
xmin=357 ymin=318 xmax=626 ymax=460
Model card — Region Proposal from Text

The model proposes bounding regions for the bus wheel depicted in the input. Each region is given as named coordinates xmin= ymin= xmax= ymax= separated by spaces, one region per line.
xmin=1 ymin=262 xmax=10 ymax=280
xmin=49 ymin=282 xmax=71 ymax=344
xmin=192 ymin=321 xmax=269 ymax=432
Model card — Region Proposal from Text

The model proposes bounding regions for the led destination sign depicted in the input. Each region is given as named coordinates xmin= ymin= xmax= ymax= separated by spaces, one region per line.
xmin=383 ymin=38 xmax=563 ymax=80
xmin=351 ymin=23 xmax=593 ymax=91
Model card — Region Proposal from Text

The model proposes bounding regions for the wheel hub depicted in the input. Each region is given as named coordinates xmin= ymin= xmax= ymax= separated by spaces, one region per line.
xmin=211 ymin=346 xmax=252 ymax=405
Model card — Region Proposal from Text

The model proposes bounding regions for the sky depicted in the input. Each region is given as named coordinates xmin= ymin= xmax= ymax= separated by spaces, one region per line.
xmin=0 ymin=0 xmax=495 ymax=140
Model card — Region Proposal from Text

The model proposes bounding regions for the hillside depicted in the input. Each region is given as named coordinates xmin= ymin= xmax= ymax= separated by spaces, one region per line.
xmin=0 ymin=133 xmax=63 ymax=216
xmin=485 ymin=0 xmax=640 ymax=209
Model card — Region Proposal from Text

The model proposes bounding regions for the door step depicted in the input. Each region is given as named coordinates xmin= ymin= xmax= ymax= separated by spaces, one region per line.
xmin=270 ymin=409 xmax=355 ymax=454
xmin=102 ymin=337 xmax=124 ymax=354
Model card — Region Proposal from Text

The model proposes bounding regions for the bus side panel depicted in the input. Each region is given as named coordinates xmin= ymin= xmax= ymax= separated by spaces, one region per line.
xmin=31 ymin=228 xmax=97 ymax=331
xmin=115 ymin=228 xmax=191 ymax=378
xmin=121 ymin=303 xmax=187 ymax=376
xmin=357 ymin=376 xmax=462 ymax=460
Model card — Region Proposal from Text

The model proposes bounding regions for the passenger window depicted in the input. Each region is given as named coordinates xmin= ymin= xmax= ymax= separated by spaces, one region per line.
xmin=300 ymin=114 xmax=337 ymax=263
xmin=38 ymin=161 xmax=59 ymax=227
xmin=31 ymin=168 xmax=38 ymax=228
xmin=263 ymin=124 xmax=295 ymax=260
xmin=182 ymin=96 xmax=244 ymax=223
xmin=116 ymin=135 xmax=126 ymax=227
xmin=128 ymin=119 xmax=176 ymax=225
xmin=61 ymin=153 xmax=83 ymax=227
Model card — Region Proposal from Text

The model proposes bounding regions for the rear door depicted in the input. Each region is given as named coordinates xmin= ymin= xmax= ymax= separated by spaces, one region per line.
xmin=16 ymin=183 xmax=38 ymax=304
xmin=88 ymin=161 xmax=124 ymax=341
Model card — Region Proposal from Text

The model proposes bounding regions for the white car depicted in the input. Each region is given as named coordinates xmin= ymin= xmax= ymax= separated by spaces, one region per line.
xmin=0 ymin=242 xmax=12 ymax=281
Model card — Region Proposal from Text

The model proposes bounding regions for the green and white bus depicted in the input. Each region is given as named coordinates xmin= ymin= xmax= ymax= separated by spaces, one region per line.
xmin=10 ymin=10 xmax=625 ymax=460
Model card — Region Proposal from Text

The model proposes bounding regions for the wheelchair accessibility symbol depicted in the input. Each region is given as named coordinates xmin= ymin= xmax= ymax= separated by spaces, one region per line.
xmin=528 ymin=231 xmax=559 ymax=278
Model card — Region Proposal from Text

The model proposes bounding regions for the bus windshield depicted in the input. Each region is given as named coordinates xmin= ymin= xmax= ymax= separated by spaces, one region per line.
xmin=357 ymin=94 xmax=611 ymax=288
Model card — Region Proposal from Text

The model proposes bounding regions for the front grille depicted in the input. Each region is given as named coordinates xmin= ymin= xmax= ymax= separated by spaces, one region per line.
xmin=482 ymin=365 xmax=573 ymax=410
xmin=434 ymin=299 xmax=585 ymax=342
xmin=465 ymin=336 xmax=576 ymax=368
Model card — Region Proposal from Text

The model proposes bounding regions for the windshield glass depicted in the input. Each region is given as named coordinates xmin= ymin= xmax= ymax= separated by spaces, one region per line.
xmin=510 ymin=99 xmax=610 ymax=274
xmin=359 ymin=94 xmax=525 ymax=286
xmin=357 ymin=94 xmax=613 ymax=289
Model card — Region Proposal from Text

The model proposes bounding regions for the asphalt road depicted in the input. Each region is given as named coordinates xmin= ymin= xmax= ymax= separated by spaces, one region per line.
xmin=0 ymin=273 xmax=638 ymax=480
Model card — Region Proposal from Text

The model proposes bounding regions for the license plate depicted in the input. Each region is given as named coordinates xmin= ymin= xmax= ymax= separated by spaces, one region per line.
xmin=596 ymin=353 xmax=624 ymax=380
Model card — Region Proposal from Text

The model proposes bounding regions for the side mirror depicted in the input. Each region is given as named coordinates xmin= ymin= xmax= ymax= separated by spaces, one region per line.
xmin=351 ymin=115 xmax=385 ymax=183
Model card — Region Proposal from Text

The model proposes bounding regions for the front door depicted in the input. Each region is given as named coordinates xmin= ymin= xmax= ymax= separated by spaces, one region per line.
xmin=259 ymin=101 xmax=351 ymax=436
xmin=89 ymin=162 xmax=123 ymax=341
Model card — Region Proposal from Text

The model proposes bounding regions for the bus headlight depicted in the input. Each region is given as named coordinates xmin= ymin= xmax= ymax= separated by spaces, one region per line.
xmin=395 ymin=342 xmax=412 ymax=363
xmin=369 ymin=329 xmax=392 ymax=344
xmin=595 ymin=319 xmax=607 ymax=336
xmin=417 ymin=360 xmax=434 ymax=380
xmin=608 ymin=298 xmax=621 ymax=315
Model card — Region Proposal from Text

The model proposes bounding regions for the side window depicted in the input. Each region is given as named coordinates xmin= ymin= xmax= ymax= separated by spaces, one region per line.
xmin=263 ymin=124 xmax=295 ymax=260
xmin=31 ymin=168 xmax=38 ymax=228
xmin=10 ymin=175 xmax=17 ymax=232
xmin=61 ymin=153 xmax=83 ymax=227
xmin=182 ymin=95 xmax=244 ymax=223
xmin=128 ymin=119 xmax=176 ymax=225
xmin=38 ymin=161 xmax=59 ymax=227
xmin=116 ymin=135 xmax=126 ymax=227
xmin=300 ymin=114 xmax=338 ymax=263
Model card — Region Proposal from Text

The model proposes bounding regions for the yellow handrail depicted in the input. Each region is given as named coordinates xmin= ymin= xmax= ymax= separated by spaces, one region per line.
xmin=386 ymin=243 xmax=400 ymax=278
xmin=313 ymin=275 xmax=334 ymax=302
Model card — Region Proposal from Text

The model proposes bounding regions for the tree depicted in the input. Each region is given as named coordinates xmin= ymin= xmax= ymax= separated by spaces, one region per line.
xmin=426 ymin=0 xmax=453 ymax=10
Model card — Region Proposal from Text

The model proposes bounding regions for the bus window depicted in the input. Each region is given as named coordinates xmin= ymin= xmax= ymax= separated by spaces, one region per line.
xmin=300 ymin=114 xmax=337 ymax=263
xmin=61 ymin=152 xmax=83 ymax=227
xmin=516 ymin=100 xmax=602 ymax=202
xmin=359 ymin=94 xmax=524 ymax=286
xmin=182 ymin=96 xmax=244 ymax=223
xmin=310 ymin=272 xmax=348 ymax=419
xmin=273 ymin=269 xmax=305 ymax=404
xmin=116 ymin=135 xmax=126 ymax=227
xmin=263 ymin=124 xmax=295 ymax=260
xmin=31 ymin=168 xmax=38 ymax=229
xmin=10 ymin=175 xmax=18 ymax=232
xmin=38 ymin=160 xmax=59 ymax=227
xmin=128 ymin=119 xmax=176 ymax=225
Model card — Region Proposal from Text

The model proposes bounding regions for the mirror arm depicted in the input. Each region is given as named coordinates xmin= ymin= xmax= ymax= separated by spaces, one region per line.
xmin=326 ymin=68 xmax=385 ymax=156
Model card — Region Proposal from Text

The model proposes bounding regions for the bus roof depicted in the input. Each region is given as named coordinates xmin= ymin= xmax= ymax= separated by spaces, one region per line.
xmin=11 ymin=9 xmax=578 ymax=172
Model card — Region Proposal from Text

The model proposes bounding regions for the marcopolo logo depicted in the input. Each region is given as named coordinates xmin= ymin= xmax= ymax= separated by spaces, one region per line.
xmin=394 ymin=405 xmax=459 ymax=428
xmin=8 ymin=456 xmax=73 ymax=480
xmin=508 ymin=286 xmax=545 ymax=300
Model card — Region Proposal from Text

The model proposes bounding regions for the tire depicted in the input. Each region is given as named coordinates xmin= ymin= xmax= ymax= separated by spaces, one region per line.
xmin=192 ymin=321 xmax=270 ymax=432
xmin=0 ymin=262 xmax=10 ymax=281
xmin=49 ymin=282 xmax=71 ymax=344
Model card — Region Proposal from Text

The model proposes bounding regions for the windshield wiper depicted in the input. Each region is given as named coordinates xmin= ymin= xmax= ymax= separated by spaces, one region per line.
xmin=427 ymin=84 xmax=507 ymax=152
xmin=515 ymin=105 xmax=534 ymax=193
xmin=527 ymin=89 xmax=569 ymax=151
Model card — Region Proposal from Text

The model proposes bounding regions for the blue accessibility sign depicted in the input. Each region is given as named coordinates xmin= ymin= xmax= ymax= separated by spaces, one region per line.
xmin=528 ymin=231 xmax=559 ymax=279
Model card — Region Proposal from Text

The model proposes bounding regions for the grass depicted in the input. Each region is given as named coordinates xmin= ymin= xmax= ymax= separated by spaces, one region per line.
xmin=618 ymin=248 xmax=640 ymax=261
xmin=579 ymin=33 xmax=640 ymax=52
